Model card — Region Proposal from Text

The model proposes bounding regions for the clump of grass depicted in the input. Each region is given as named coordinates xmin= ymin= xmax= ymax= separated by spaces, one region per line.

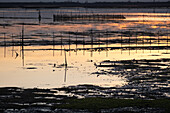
xmin=53 ymin=98 xmax=170 ymax=112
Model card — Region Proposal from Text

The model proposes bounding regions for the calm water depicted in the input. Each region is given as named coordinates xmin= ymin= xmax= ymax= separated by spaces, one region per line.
xmin=0 ymin=8 xmax=169 ymax=88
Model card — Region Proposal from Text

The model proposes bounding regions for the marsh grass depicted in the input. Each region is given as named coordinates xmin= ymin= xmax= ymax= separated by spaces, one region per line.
xmin=53 ymin=98 xmax=170 ymax=112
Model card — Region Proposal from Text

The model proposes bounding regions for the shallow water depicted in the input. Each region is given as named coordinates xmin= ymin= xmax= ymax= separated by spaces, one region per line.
xmin=0 ymin=8 xmax=169 ymax=89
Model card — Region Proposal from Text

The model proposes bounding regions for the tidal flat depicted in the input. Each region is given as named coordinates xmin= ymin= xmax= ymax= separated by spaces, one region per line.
xmin=0 ymin=3 xmax=169 ymax=112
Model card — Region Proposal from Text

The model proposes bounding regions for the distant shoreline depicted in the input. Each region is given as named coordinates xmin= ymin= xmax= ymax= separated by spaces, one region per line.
xmin=0 ymin=2 xmax=169 ymax=8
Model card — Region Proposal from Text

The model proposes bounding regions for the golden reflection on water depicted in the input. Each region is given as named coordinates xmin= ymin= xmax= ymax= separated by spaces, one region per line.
xmin=0 ymin=13 xmax=169 ymax=37
xmin=0 ymin=10 xmax=169 ymax=88
xmin=0 ymin=44 xmax=169 ymax=88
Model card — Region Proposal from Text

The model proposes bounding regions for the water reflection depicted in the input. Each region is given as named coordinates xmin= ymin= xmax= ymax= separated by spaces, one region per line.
xmin=0 ymin=8 xmax=169 ymax=89
xmin=0 ymin=43 xmax=169 ymax=88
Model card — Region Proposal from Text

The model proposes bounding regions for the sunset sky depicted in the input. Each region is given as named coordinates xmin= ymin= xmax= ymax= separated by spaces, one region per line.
xmin=0 ymin=0 xmax=169 ymax=2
